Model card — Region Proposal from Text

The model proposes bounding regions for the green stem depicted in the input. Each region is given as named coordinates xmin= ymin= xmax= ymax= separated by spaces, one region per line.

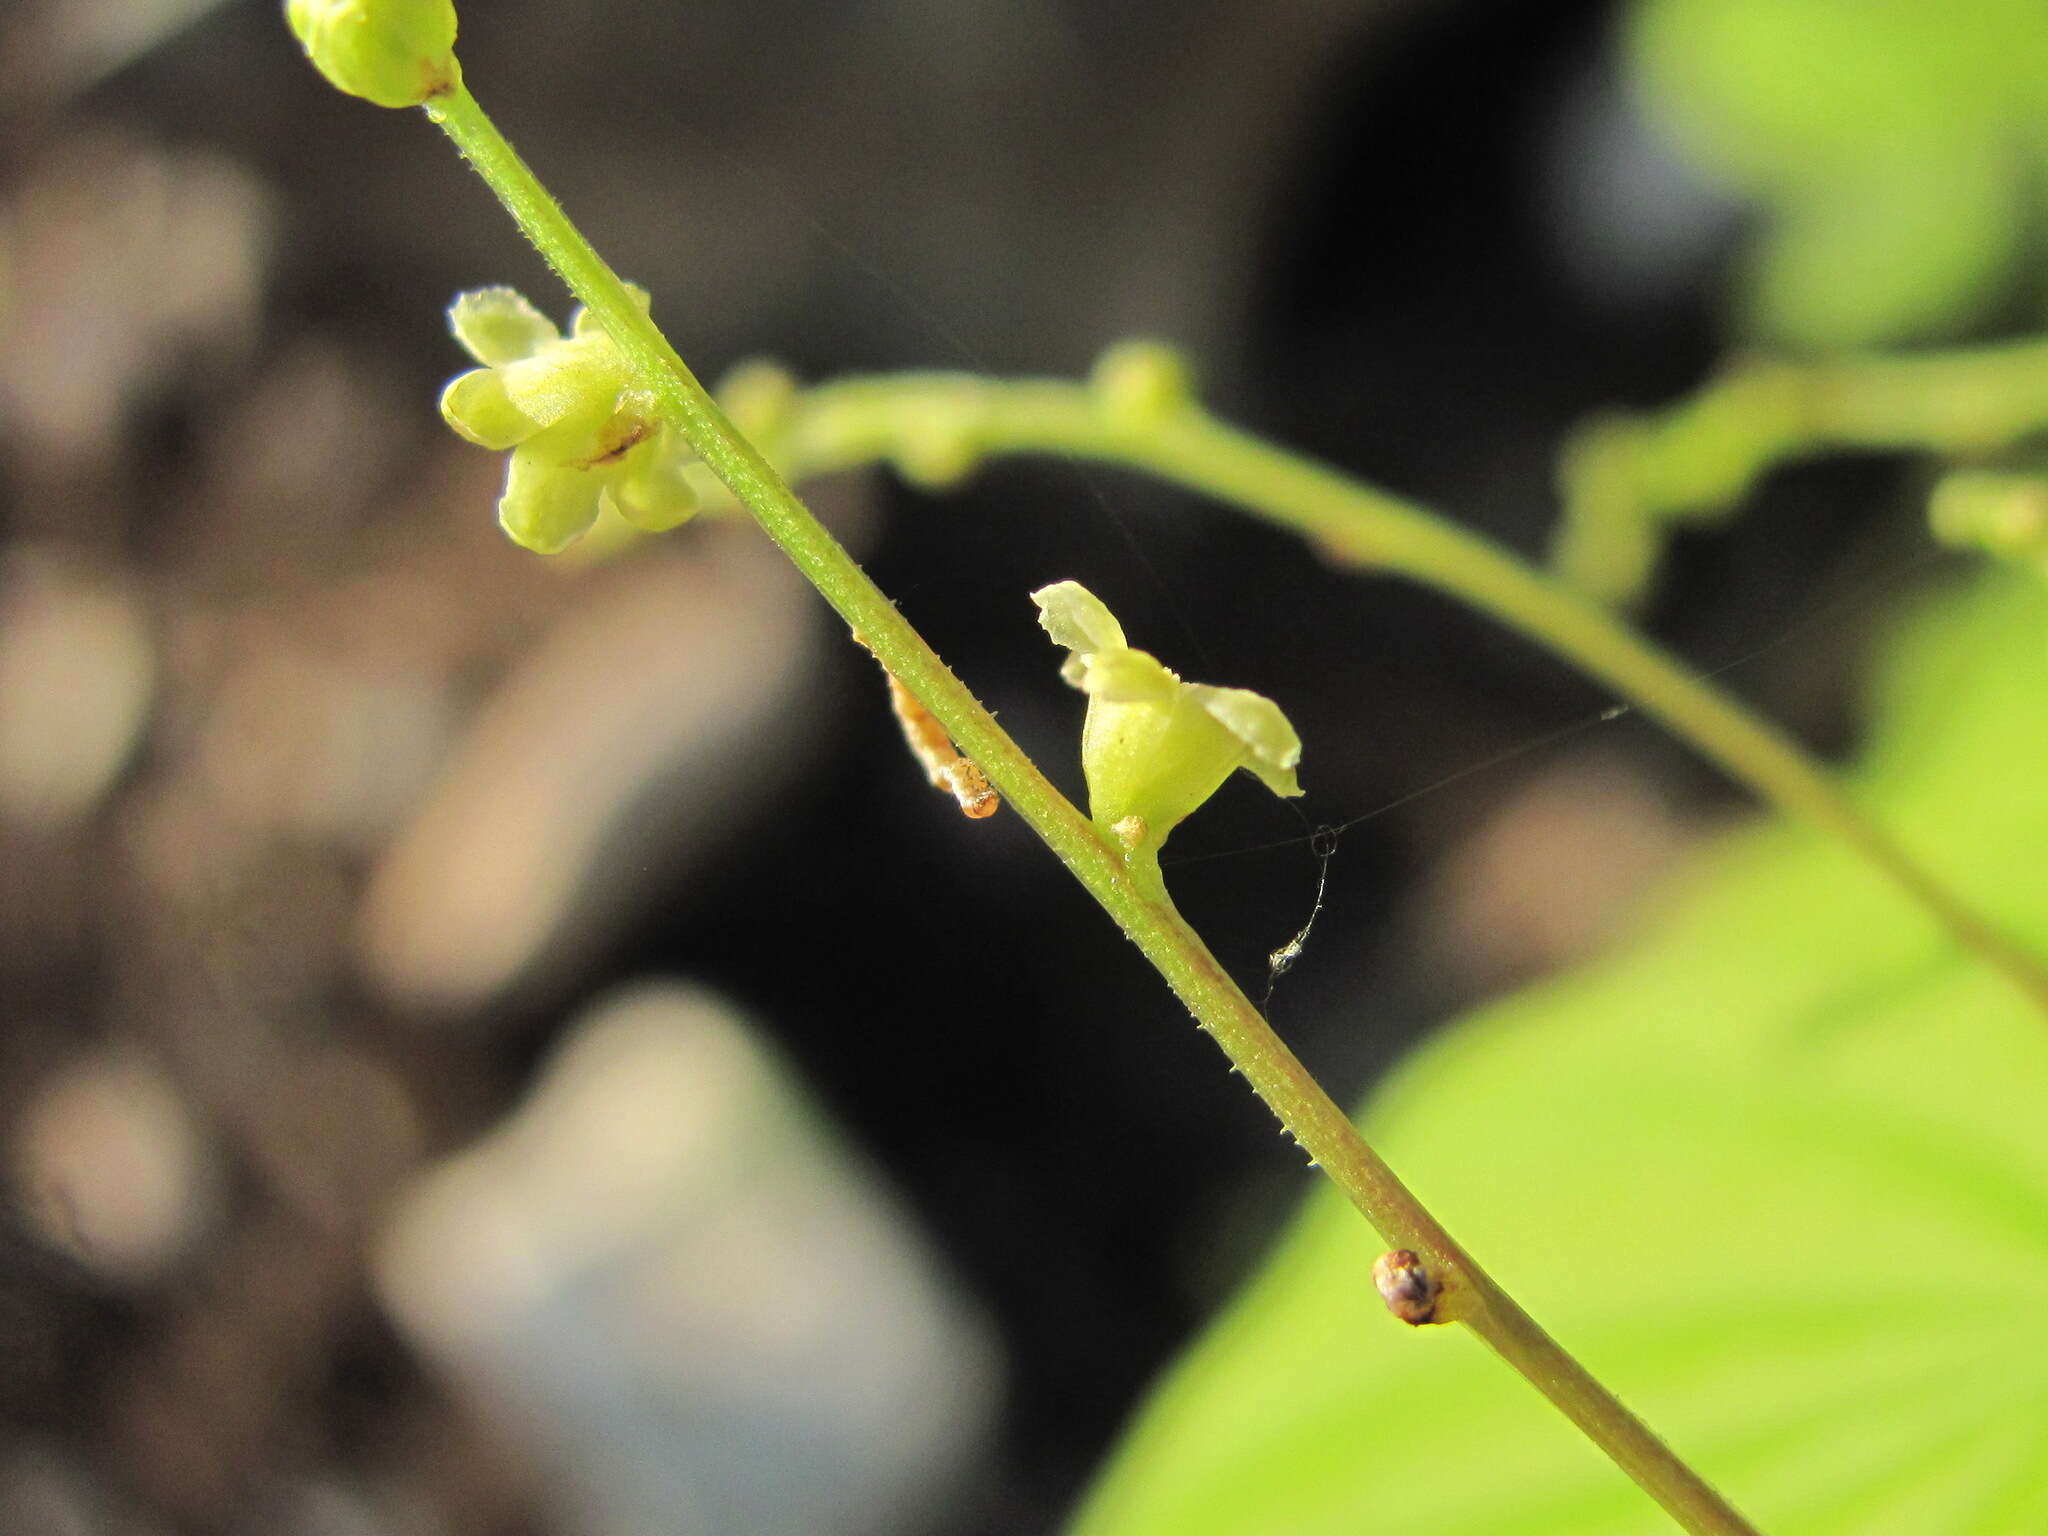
xmin=759 ymin=370 xmax=2048 ymax=1020
xmin=425 ymin=80 xmax=1758 ymax=1536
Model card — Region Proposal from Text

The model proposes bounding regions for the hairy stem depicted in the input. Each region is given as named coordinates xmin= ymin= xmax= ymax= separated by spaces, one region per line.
xmin=755 ymin=368 xmax=2048 ymax=1019
xmin=425 ymin=80 xmax=1759 ymax=1536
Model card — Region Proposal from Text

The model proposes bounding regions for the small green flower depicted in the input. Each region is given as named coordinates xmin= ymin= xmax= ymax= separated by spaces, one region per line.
xmin=1033 ymin=581 xmax=1301 ymax=859
xmin=439 ymin=287 xmax=701 ymax=554
xmin=284 ymin=0 xmax=460 ymax=109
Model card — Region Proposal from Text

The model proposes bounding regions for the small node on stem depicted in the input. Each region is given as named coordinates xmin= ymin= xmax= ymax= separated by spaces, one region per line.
xmin=1089 ymin=339 xmax=1196 ymax=430
xmin=852 ymin=633 xmax=999 ymax=820
xmin=1373 ymin=1249 xmax=1445 ymax=1326
xmin=1111 ymin=814 xmax=1148 ymax=851
xmin=889 ymin=411 xmax=983 ymax=491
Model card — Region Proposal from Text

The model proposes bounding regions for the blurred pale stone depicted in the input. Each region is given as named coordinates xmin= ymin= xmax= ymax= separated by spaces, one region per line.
xmin=0 ymin=131 xmax=270 ymax=466
xmin=233 ymin=1043 xmax=424 ymax=1235
xmin=356 ymin=530 xmax=828 ymax=1013
xmin=0 ymin=1442 xmax=164 ymax=1536
xmin=9 ymin=1049 xmax=218 ymax=1284
xmin=0 ymin=551 xmax=155 ymax=826
xmin=376 ymin=981 xmax=998 ymax=1536
xmin=191 ymin=343 xmax=418 ymax=556
xmin=1415 ymin=752 xmax=1691 ymax=993
xmin=269 ymin=1478 xmax=422 ymax=1536
xmin=0 ymin=0 xmax=235 ymax=112
xmin=1538 ymin=58 xmax=1740 ymax=317
xmin=189 ymin=636 xmax=451 ymax=850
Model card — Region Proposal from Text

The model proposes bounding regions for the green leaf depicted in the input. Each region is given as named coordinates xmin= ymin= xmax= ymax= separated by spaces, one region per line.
xmin=1627 ymin=0 xmax=2048 ymax=346
xmin=1742 ymin=155 xmax=2019 ymax=350
xmin=1069 ymin=570 xmax=2048 ymax=1535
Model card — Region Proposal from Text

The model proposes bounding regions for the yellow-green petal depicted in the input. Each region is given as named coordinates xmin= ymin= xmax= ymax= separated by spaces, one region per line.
xmin=569 ymin=284 xmax=653 ymax=338
xmin=1190 ymin=685 xmax=1303 ymax=798
xmin=439 ymin=367 xmax=539 ymax=450
xmin=498 ymin=449 xmax=602 ymax=554
xmin=601 ymin=432 xmax=700 ymax=533
xmin=448 ymin=287 xmax=558 ymax=366
xmin=493 ymin=345 xmax=629 ymax=437
xmin=1033 ymin=580 xmax=1129 ymax=658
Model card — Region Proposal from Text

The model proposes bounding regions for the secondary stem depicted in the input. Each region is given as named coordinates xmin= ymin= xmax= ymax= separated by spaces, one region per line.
xmin=1143 ymin=408 xmax=2048 ymax=1020
xmin=766 ymin=371 xmax=2048 ymax=1019
xmin=1555 ymin=338 xmax=2048 ymax=602
xmin=426 ymin=80 xmax=1759 ymax=1536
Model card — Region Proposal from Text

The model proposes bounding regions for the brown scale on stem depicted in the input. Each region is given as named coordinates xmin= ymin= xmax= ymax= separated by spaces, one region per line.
xmin=852 ymin=632 xmax=999 ymax=819
xmin=1373 ymin=1249 xmax=1445 ymax=1326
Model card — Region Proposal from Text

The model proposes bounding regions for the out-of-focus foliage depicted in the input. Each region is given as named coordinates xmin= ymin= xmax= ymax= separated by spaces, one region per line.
xmin=1628 ymin=0 xmax=2048 ymax=348
xmin=1070 ymin=568 xmax=2048 ymax=1534
xmin=1929 ymin=468 xmax=2048 ymax=581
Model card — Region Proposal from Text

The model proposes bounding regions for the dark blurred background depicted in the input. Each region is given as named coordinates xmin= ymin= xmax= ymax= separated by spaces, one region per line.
xmin=0 ymin=0 xmax=1945 ymax=1532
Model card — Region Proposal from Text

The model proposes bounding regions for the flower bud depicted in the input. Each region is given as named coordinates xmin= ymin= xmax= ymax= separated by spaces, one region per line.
xmin=1033 ymin=581 xmax=1301 ymax=859
xmin=285 ymin=0 xmax=460 ymax=109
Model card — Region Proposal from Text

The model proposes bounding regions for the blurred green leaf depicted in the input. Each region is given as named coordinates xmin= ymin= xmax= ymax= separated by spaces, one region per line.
xmin=1739 ymin=154 xmax=2018 ymax=351
xmin=1069 ymin=569 xmax=2048 ymax=1535
xmin=1628 ymin=0 xmax=2048 ymax=347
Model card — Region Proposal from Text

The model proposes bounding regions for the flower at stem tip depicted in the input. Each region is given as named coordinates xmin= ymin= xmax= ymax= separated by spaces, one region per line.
xmin=438 ymin=287 xmax=702 ymax=554
xmin=1032 ymin=581 xmax=1301 ymax=863
xmin=284 ymin=0 xmax=460 ymax=109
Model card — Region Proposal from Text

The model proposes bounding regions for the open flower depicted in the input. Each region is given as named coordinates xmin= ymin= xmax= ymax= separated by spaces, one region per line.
xmin=438 ymin=287 xmax=700 ymax=553
xmin=1033 ymin=581 xmax=1301 ymax=858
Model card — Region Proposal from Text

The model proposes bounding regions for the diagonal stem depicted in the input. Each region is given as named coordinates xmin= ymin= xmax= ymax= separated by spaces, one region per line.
xmin=424 ymin=79 xmax=1761 ymax=1536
